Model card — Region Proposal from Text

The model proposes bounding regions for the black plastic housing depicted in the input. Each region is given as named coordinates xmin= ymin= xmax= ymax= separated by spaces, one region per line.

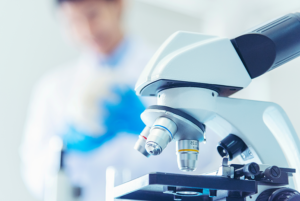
xmin=231 ymin=13 xmax=300 ymax=79
xmin=266 ymin=188 xmax=299 ymax=201
xmin=217 ymin=134 xmax=248 ymax=160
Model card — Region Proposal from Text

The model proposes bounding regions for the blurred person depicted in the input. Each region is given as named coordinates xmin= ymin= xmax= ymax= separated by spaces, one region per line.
xmin=20 ymin=0 xmax=221 ymax=200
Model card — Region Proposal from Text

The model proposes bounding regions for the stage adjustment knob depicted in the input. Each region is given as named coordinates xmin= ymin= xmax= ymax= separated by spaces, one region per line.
xmin=264 ymin=166 xmax=281 ymax=180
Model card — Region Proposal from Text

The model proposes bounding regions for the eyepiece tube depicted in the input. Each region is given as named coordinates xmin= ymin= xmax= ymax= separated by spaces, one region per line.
xmin=134 ymin=127 xmax=151 ymax=157
xmin=231 ymin=13 xmax=300 ymax=79
xmin=146 ymin=117 xmax=177 ymax=156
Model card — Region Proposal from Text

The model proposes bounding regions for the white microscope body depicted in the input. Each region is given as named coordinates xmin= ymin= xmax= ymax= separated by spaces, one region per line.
xmin=133 ymin=13 xmax=300 ymax=201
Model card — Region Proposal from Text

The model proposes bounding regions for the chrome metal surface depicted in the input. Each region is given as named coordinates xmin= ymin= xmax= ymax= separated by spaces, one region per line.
xmin=141 ymin=109 xmax=205 ymax=141
xmin=176 ymin=140 xmax=199 ymax=171
xmin=146 ymin=117 xmax=177 ymax=156
xmin=217 ymin=158 xmax=234 ymax=178
xmin=145 ymin=141 xmax=162 ymax=155
xmin=241 ymin=148 xmax=254 ymax=161
xmin=134 ymin=127 xmax=151 ymax=157
xmin=217 ymin=166 xmax=234 ymax=178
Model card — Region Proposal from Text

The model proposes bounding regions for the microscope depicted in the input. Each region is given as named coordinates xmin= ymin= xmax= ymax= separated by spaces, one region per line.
xmin=114 ymin=13 xmax=300 ymax=201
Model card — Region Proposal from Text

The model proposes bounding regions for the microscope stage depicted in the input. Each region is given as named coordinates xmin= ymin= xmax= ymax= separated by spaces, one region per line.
xmin=114 ymin=172 xmax=257 ymax=201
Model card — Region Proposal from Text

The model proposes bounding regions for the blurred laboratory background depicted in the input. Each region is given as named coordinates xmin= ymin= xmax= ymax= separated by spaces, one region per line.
xmin=1 ymin=0 xmax=300 ymax=200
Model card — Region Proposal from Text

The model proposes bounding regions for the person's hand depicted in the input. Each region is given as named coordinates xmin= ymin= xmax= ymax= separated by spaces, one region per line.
xmin=63 ymin=69 xmax=146 ymax=152
xmin=66 ymin=68 xmax=123 ymax=136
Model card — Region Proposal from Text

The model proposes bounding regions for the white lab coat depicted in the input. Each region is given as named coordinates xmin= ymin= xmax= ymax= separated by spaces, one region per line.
xmin=20 ymin=39 xmax=221 ymax=201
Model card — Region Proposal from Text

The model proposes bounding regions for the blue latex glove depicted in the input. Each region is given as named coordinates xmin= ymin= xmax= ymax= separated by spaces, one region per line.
xmin=62 ymin=86 xmax=146 ymax=152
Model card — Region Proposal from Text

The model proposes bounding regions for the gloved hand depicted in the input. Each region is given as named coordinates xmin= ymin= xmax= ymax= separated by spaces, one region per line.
xmin=63 ymin=69 xmax=146 ymax=152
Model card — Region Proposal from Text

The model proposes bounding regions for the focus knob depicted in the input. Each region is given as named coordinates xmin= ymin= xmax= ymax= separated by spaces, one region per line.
xmin=269 ymin=188 xmax=300 ymax=201
xmin=288 ymin=194 xmax=300 ymax=201
xmin=243 ymin=162 xmax=260 ymax=177
xmin=264 ymin=166 xmax=281 ymax=180
xmin=256 ymin=188 xmax=300 ymax=201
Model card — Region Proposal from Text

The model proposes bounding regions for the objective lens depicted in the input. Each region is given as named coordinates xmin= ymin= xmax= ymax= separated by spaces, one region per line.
xmin=134 ymin=127 xmax=151 ymax=157
xmin=145 ymin=117 xmax=177 ymax=156
xmin=176 ymin=140 xmax=199 ymax=171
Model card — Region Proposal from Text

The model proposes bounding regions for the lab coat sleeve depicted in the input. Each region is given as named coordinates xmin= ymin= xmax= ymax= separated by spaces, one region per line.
xmin=20 ymin=75 xmax=59 ymax=200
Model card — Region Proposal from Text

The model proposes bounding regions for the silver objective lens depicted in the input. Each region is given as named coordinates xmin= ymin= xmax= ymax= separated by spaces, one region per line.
xmin=176 ymin=140 xmax=199 ymax=171
xmin=134 ymin=127 xmax=151 ymax=157
xmin=146 ymin=117 xmax=177 ymax=156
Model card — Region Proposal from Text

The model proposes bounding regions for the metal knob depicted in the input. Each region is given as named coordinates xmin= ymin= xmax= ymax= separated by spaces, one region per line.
xmin=243 ymin=162 xmax=260 ymax=177
xmin=264 ymin=166 xmax=281 ymax=180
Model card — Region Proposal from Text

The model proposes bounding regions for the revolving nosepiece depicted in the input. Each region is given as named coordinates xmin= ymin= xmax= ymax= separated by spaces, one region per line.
xmin=176 ymin=140 xmax=199 ymax=172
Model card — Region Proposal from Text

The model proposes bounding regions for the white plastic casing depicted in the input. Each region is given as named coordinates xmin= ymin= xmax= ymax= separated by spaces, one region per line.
xmin=135 ymin=31 xmax=251 ymax=95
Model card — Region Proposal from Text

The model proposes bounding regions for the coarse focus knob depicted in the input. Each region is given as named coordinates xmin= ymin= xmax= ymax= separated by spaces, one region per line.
xmin=256 ymin=188 xmax=300 ymax=201
xmin=288 ymin=194 xmax=300 ymax=201
xmin=269 ymin=188 xmax=300 ymax=201
xmin=264 ymin=166 xmax=281 ymax=180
